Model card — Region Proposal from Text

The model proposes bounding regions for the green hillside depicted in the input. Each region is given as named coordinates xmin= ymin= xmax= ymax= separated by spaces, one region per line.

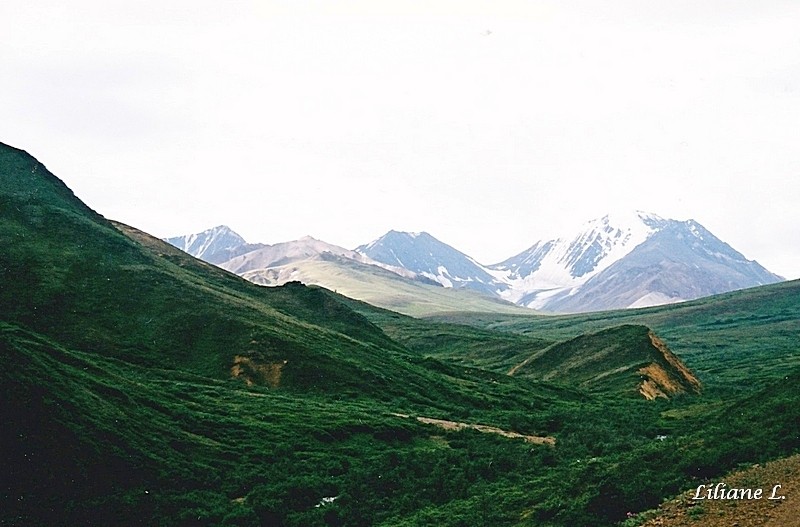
xmin=425 ymin=278 xmax=800 ymax=393
xmin=339 ymin=299 xmax=702 ymax=400
xmin=0 ymin=142 xmax=464 ymax=400
xmin=3 ymin=141 xmax=800 ymax=526
xmin=508 ymin=325 xmax=702 ymax=399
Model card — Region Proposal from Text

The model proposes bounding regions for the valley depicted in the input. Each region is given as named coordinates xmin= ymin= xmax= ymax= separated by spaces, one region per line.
xmin=2 ymin=141 xmax=799 ymax=526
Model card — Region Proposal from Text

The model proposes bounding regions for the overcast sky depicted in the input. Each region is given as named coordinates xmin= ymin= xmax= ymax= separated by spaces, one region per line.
xmin=2 ymin=1 xmax=799 ymax=278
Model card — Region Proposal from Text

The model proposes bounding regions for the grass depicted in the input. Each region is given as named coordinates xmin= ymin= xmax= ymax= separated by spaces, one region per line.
xmin=3 ymin=141 xmax=800 ymax=526
xmin=421 ymin=279 xmax=800 ymax=394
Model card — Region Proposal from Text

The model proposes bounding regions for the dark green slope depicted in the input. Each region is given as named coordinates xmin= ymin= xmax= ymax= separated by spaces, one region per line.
xmin=426 ymin=278 xmax=800 ymax=392
xmin=509 ymin=325 xmax=702 ymax=399
xmin=1 ymin=142 xmax=592 ymax=525
xmin=0 ymin=142 xmax=478 ymax=402
xmin=1 ymin=321 xmax=437 ymax=525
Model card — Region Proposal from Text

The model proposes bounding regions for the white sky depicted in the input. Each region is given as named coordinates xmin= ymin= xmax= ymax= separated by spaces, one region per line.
xmin=2 ymin=1 xmax=799 ymax=278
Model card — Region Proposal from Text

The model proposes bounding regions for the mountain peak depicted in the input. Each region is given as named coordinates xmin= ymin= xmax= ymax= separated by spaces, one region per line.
xmin=384 ymin=230 xmax=429 ymax=239
xmin=578 ymin=210 xmax=666 ymax=236
xmin=488 ymin=212 xmax=782 ymax=311
xmin=356 ymin=230 xmax=503 ymax=295
xmin=164 ymin=225 xmax=264 ymax=265
xmin=600 ymin=210 xmax=664 ymax=226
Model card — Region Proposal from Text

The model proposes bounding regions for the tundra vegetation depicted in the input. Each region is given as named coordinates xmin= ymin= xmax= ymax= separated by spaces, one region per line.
xmin=2 ymin=142 xmax=799 ymax=526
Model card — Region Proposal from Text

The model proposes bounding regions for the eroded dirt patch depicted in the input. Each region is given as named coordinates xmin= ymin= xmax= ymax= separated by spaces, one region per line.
xmin=392 ymin=413 xmax=555 ymax=445
xmin=231 ymin=355 xmax=287 ymax=388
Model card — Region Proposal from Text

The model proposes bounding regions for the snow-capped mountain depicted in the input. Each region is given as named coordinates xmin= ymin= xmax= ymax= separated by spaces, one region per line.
xmin=530 ymin=217 xmax=784 ymax=312
xmin=167 ymin=213 xmax=784 ymax=314
xmin=359 ymin=212 xmax=783 ymax=312
xmin=490 ymin=211 xmax=782 ymax=311
xmin=356 ymin=230 xmax=506 ymax=298
xmin=491 ymin=211 xmax=670 ymax=308
xmin=164 ymin=225 xmax=265 ymax=265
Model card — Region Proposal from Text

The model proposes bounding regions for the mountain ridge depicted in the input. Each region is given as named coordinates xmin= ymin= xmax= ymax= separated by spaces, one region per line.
xmin=358 ymin=211 xmax=783 ymax=312
xmin=507 ymin=324 xmax=702 ymax=399
xmin=163 ymin=228 xmax=525 ymax=316
xmin=165 ymin=211 xmax=783 ymax=313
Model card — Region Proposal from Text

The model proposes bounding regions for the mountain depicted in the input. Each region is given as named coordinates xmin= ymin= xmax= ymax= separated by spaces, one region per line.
xmin=492 ymin=211 xmax=783 ymax=312
xmin=356 ymin=230 xmax=505 ymax=297
xmin=492 ymin=211 xmax=668 ymax=306
xmin=358 ymin=212 xmax=782 ymax=312
xmin=164 ymin=225 xmax=265 ymax=264
xmin=169 ymin=212 xmax=782 ymax=314
xmin=235 ymin=253 xmax=524 ymax=317
xmin=165 ymin=231 xmax=524 ymax=316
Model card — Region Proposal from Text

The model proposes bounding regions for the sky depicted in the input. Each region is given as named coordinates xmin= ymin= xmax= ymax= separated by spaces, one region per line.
xmin=2 ymin=1 xmax=799 ymax=278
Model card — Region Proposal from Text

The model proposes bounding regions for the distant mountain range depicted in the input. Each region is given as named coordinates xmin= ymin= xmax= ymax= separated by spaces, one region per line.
xmin=168 ymin=231 xmax=521 ymax=316
xmin=166 ymin=211 xmax=783 ymax=313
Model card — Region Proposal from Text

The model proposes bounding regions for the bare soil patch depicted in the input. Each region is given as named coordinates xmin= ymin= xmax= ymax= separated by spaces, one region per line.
xmin=641 ymin=454 xmax=800 ymax=527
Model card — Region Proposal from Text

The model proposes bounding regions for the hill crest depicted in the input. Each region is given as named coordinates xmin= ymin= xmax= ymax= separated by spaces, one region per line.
xmin=509 ymin=324 xmax=702 ymax=399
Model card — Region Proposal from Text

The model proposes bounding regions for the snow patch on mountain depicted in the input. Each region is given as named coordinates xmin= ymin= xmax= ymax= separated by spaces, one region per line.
xmin=491 ymin=211 xmax=666 ymax=306
xmin=164 ymin=225 xmax=264 ymax=265
xmin=356 ymin=230 xmax=504 ymax=297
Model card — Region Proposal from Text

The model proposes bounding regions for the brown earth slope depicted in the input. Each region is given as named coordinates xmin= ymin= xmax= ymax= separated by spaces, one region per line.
xmin=641 ymin=454 xmax=800 ymax=527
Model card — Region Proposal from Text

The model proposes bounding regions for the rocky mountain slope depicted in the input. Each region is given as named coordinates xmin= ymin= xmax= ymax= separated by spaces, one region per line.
xmin=166 ymin=214 xmax=782 ymax=314
xmin=164 ymin=225 xmax=266 ymax=264
xmin=640 ymin=454 xmax=800 ymax=526
xmin=359 ymin=211 xmax=783 ymax=312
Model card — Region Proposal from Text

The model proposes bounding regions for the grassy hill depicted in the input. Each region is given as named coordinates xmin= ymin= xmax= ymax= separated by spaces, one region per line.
xmin=3 ymin=141 xmax=800 ymax=526
xmin=508 ymin=325 xmax=701 ymax=399
xmin=423 ymin=278 xmax=800 ymax=394
xmin=338 ymin=299 xmax=702 ymax=400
